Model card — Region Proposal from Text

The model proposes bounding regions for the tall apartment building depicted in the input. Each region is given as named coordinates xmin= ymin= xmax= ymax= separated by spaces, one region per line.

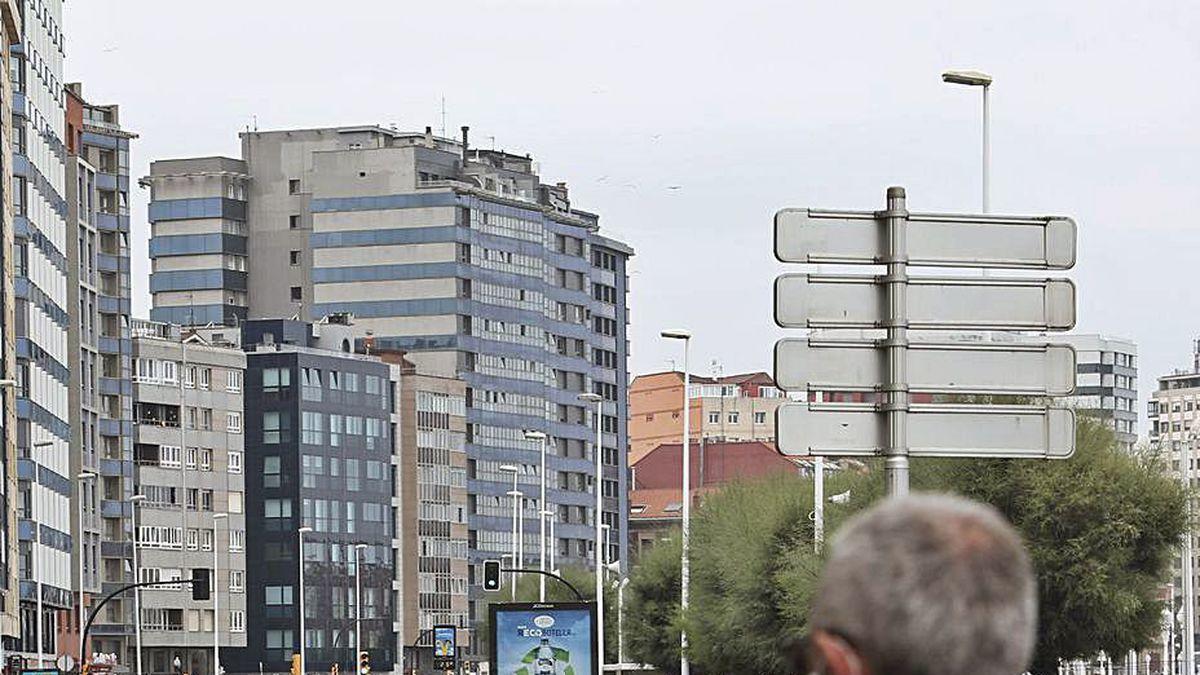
xmin=629 ymin=371 xmax=785 ymax=462
xmin=10 ymin=0 xmax=71 ymax=663
xmin=228 ymin=319 xmax=397 ymax=675
xmin=0 ymin=0 xmax=23 ymax=657
xmin=146 ymin=126 xmax=634 ymax=638
xmin=377 ymin=350 xmax=469 ymax=658
xmin=64 ymin=82 xmax=136 ymax=661
xmin=130 ymin=321 xmax=247 ymax=675
xmin=1056 ymin=334 xmax=1137 ymax=449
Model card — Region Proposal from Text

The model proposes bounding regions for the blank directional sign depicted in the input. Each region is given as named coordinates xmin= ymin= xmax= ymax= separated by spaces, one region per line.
xmin=775 ymin=339 xmax=1077 ymax=396
xmin=776 ymin=404 xmax=1076 ymax=458
xmin=775 ymin=274 xmax=1076 ymax=331
xmin=775 ymin=208 xmax=1077 ymax=269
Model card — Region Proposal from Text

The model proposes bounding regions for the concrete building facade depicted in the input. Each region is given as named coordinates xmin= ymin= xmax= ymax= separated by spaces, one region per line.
xmin=64 ymin=82 xmax=136 ymax=661
xmin=146 ymin=126 xmax=633 ymax=643
xmin=11 ymin=0 xmax=72 ymax=662
xmin=0 ymin=0 xmax=22 ymax=656
xmin=129 ymin=321 xmax=247 ymax=675
xmin=629 ymin=371 xmax=785 ymax=462
xmin=1055 ymin=334 xmax=1137 ymax=449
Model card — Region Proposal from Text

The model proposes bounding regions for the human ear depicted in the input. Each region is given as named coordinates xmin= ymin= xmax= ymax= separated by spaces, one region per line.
xmin=809 ymin=631 xmax=867 ymax=675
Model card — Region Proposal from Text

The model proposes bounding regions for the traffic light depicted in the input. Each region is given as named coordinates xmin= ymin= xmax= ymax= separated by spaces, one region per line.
xmin=357 ymin=651 xmax=369 ymax=675
xmin=192 ymin=568 xmax=211 ymax=601
xmin=482 ymin=559 xmax=501 ymax=592
xmin=290 ymin=654 xmax=301 ymax=675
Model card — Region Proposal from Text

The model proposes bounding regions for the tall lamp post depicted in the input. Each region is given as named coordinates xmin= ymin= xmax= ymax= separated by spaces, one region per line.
xmin=130 ymin=494 xmax=147 ymax=675
xmin=298 ymin=526 xmax=313 ymax=675
xmin=506 ymin=490 xmax=525 ymax=597
xmin=354 ymin=543 xmax=368 ymax=674
xmin=30 ymin=439 xmax=52 ymax=668
xmin=498 ymin=465 xmax=520 ymax=600
xmin=578 ymin=391 xmax=604 ymax=670
xmin=540 ymin=510 xmax=556 ymax=574
xmin=212 ymin=513 xmax=228 ymax=675
xmin=941 ymin=69 xmax=993 ymax=213
xmin=660 ymin=329 xmax=692 ymax=675
xmin=77 ymin=470 xmax=97 ymax=665
xmin=523 ymin=431 xmax=549 ymax=602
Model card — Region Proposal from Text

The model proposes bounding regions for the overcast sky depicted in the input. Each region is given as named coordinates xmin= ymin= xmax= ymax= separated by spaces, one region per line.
xmin=65 ymin=0 xmax=1199 ymax=428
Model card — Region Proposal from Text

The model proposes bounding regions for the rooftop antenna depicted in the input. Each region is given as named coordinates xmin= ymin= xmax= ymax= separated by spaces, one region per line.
xmin=711 ymin=359 xmax=723 ymax=379
xmin=252 ymin=114 xmax=258 ymax=132
xmin=439 ymin=95 xmax=447 ymax=137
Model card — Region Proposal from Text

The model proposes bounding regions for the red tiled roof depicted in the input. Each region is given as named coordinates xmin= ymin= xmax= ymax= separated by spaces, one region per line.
xmin=632 ymin=440 xmax=800 ymax=490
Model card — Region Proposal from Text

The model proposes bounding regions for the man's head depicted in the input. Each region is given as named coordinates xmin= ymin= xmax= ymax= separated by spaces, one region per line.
xmin=807 ymin=494 xmax=1037 ymax=675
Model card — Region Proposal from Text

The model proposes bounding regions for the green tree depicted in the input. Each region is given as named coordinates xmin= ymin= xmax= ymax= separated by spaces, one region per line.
xmin=623 ymin=534 xmax=682 ymax=673
xmin=912 ymin=418 xmax=1189 ymax=674
xmin=622 ymin=418 xmax=1187 ymax=675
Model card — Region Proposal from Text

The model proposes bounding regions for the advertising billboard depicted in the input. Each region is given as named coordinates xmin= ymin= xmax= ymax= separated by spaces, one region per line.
xmin=489 ymin=602 xmax=597 ymax=675
xmin=433 ymin=625 xmax=457 ymax=671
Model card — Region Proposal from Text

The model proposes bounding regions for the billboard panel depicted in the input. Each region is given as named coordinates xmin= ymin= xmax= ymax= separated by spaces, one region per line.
xmin=433 ymin=624 xmax=457 ymax=671
xmin=489 ymin=602 xmax=597 ymax=675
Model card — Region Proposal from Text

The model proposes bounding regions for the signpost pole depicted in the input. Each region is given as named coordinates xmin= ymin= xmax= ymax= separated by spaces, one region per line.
xmin=883 ymin=187 xmax=910 ymax=497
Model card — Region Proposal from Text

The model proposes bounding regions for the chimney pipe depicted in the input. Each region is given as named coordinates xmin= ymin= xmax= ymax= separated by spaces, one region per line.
xmin=424 ymin=126 xmax=433 ymax=147
xmin=461 ymin=126 xmax=470 ymax=164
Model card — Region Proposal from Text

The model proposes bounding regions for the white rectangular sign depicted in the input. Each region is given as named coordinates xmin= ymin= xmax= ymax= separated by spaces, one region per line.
xmin=774 ymin=339 xmax=1077 ymax=396
xmin=774 ymin=274 xmax=1076 ymax=331
xmin=775 ymin=208 xmax=1077 ymax=269
xmin=776 ymin=404 xmax=1076 ymax=458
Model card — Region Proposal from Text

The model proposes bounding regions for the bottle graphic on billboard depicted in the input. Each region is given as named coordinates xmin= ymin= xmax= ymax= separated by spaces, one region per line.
xmin=490 ymin=603 xmax=596 ymax=675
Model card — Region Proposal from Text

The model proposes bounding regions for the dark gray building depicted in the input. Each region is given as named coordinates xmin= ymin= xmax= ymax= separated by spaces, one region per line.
xmin=227 ymin=320 xmax=396 ymax=675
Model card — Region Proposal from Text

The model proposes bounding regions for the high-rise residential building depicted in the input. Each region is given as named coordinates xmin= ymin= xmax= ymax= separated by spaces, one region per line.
xmin=0 ymin=0 xmax=24 ymax=657
xmin=146 ymin=126 xmax=634 ymax=644
xmin=377 ymin=349 xmax=469 ymax=661
xmin=1054 ymin=334 xmax=1137 ymax=449
xmin=130 ymin=320 xmax=247 ymax=675
xmin=64 ymin=82 xmax=136 ymax=661
xmin=10 ymin=0 xmax=71 ymax=663
xmin=629 ymin=371 xmax=785 ymax=462
xmin=229 ymin=319 xmax=397 ymax=675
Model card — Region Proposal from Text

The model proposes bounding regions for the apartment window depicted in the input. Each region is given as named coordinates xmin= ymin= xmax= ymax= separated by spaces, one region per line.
xmin=200 ymin=448 xmax=213 ymax=471
xmin=227 ymin=451 xmax=242 ymax=474
xmin=227 ymin=412 xmax=242 ymax=433
xmin=201 ymin=409 xmax=213 ymax=430
xmin=226 ymin=370 xmax=242 ymax=393
xmin=201 ymin=529 xmax=213 ymax=552
xmin=754 ymin=411 xmax=767 ymax=424
xmin=291 ymin=286 xmax=302 ymax=302
xmin=265 ymin=499 xmax=293 ymax=518
xmin=183 ymin=366 xmax=196 ymax=389
xmin=266 ymin=585 xmax=295 ymax=606
xmin=263 ymin=367 xmax=291 ymax=392
xmin=728 ymin=411 xmax=740 ymax=424
xmin=199 ymin=368 xmax=211 ymax=390
xmin=229 ymin=492 xmax=244 ymax=514
xmin=289 ymin=215 xmax=300 ymax=229
xmin=230 ymin=570 xmax=244 ymax=593
xmin=288 ymin=179 xmax=300 ymax=194
xmin=230 ymin=529 xmax=245 ymax=552
xmin=290 ymin=250 xmax=301 ymax=266
xmin=707 ymin=412 xmax=719 ymax=424
xmin=264 ymin=456 xmax=281 ymax=488
xmin=230 ymin=610 xmax=245 ymax=633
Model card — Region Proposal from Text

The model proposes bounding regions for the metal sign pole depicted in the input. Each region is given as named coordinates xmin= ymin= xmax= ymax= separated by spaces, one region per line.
xmin=883 ymin=187 xmax=910 ymax=496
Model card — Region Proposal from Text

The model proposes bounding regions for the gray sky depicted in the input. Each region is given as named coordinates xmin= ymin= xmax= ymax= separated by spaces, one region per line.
xmin=66 ymin=0 xmax=1200 ymax=426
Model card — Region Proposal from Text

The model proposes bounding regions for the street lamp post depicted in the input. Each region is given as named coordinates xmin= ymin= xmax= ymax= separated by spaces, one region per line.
xmin=660 ymin=329 xmax=692 ymax=675
xmin=540 ymin=510 xmax=556 ymax=574
xmin=30 ymin=439 xmax=52 ymax=669
xmin=942 ymin=69 xmax=993 ymax=213
xmin=354 ymin=544 xmax=368 ymax=675
xmin=523 ymin=431 xmax=549 ymax=602
xmin=506 ymin=490 xmax=525 ymax=598
xmin=130 ymin=494 xmax=147 ymax=675
xmin=499 ymin=465 xmax=520 ymax=600
xmin=77 ymin=470 xmax=97 ymax=666
xmin=578 ymin=391 xmax=604 ymax=670
xmin=213 ymin=513 xmax=228 ymax=675
xmin=298 ymin=526 xmax=313 ymax=675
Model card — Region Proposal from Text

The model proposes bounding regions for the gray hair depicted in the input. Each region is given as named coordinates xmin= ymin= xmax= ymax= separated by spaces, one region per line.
xmin=810 ymin=494 xmax=1037 ymax=675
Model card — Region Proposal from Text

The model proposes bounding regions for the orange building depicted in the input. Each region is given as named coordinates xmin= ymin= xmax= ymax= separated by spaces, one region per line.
xmin=628 ymin=371 xmax=786 ymax=462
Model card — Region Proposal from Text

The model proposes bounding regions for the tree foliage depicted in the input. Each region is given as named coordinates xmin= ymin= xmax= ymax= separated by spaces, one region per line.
xmin=622 ymin=418 xmax=1188 ymax=675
